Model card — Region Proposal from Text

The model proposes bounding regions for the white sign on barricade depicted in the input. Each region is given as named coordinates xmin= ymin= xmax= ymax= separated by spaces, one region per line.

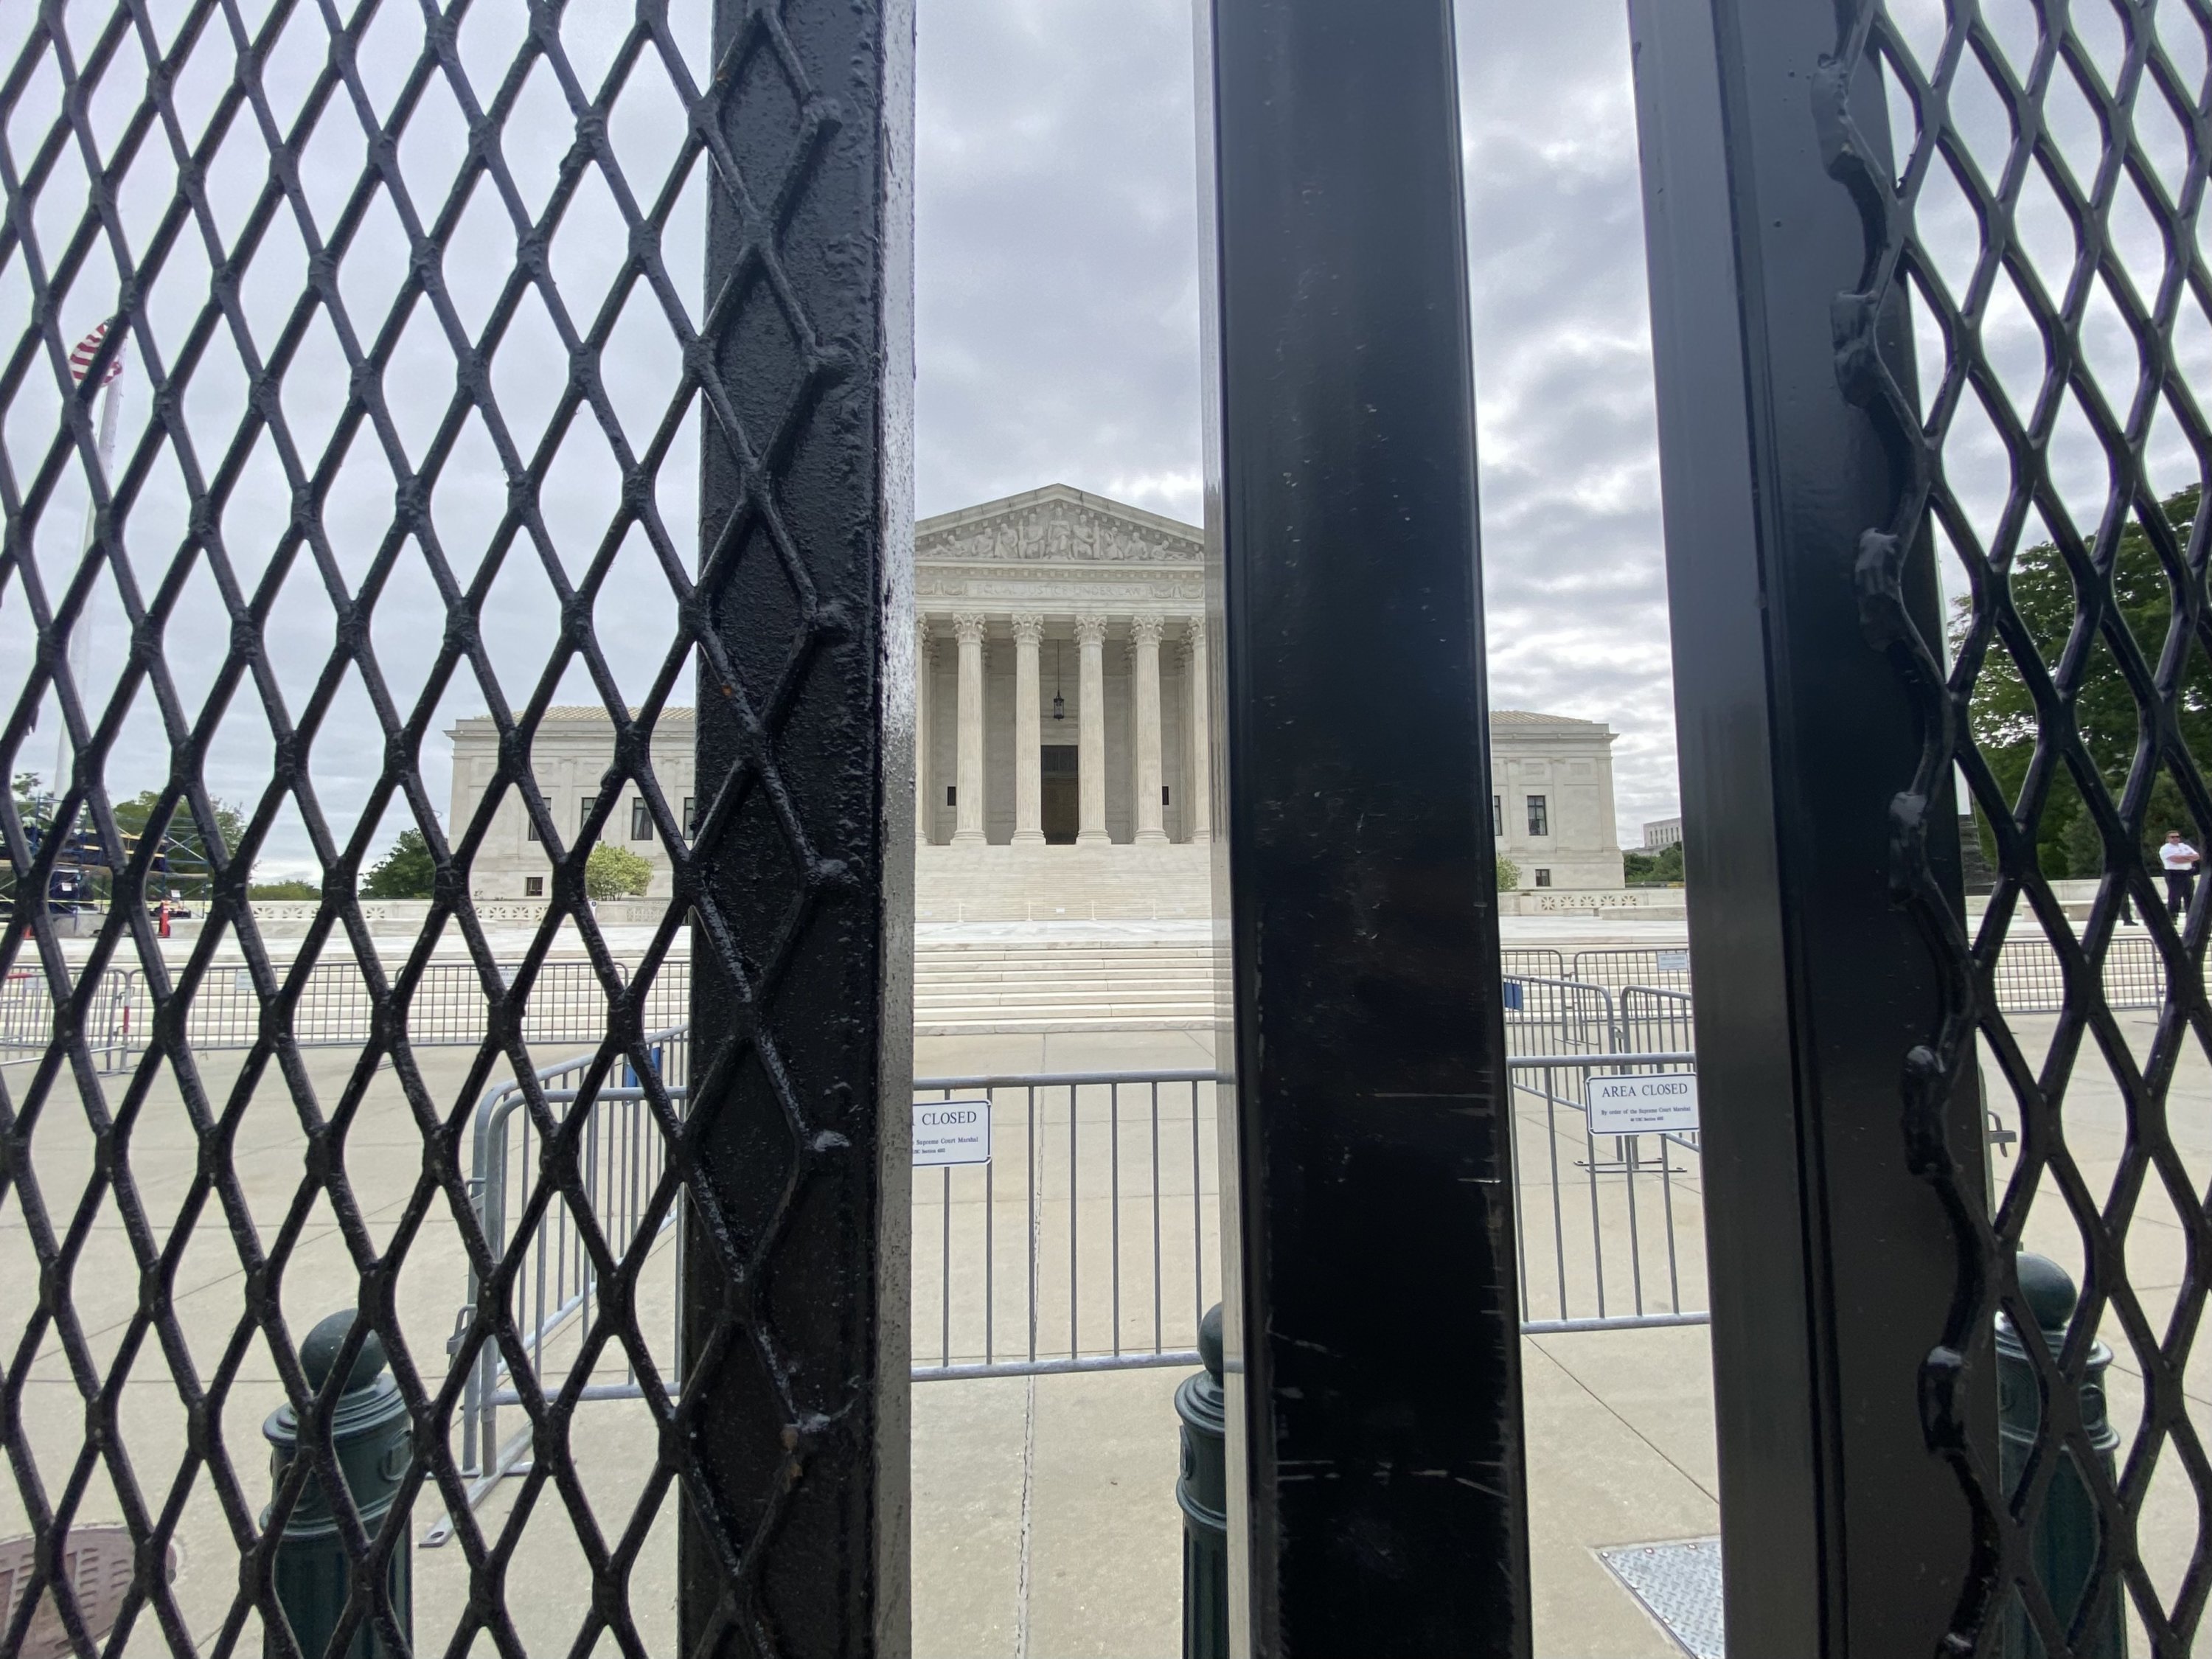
xmin=914 ymin=1098 xmax=992 ymax=1166
xmin=1655 ymin=949 xmax=1691 ymax=974
xmin=1587 ymin=1073 xmax=1699 ymax=1136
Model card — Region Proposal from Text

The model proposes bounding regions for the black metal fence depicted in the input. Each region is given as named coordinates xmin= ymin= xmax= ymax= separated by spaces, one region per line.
xmin=13 ymin=0 xmax=2212 ymax=1650
xmin=1635 ymin=1 xmax=2212 ymax=1653
xmin=1 ymin=0 xmax=911 ymax=1651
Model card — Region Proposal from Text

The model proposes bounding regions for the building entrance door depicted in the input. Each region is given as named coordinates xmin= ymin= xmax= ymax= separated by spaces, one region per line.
xmin=1040 ymin=746 xmax=1079 ymax=844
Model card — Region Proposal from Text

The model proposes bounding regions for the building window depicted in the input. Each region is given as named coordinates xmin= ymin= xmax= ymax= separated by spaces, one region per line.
xmin=525 ymin=810 xmax=540 ymax=842
xmin=1162 ymin=786 xmax=1171 ymax=806
xmin=525 ymin=875 xmax=544 ymax=897
xmin=1534 ymin=869 xmax=1551 ymax=887
xmin=631 ymin=798 xmax=653 ymax=841
xmin=1492 ymin=794 xmax=1502 ymax=837
xmin=683 ymin=796 xmax=698 ymax=838
xmin=579 ymin=795 xmax=597 ymax=835
xmin=1526 ymin=794 xmax=1548 ymax=837
xmin=947 ymin=785 xmax=956 ymax=807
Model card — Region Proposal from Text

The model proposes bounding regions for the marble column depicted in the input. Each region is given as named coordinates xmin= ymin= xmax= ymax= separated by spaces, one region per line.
xmin=953 ymin=612 xmax=987 ymax=843
xmin=914 ymin=615 xmax=932 ymax=844
xmin=1011 ymin=613 xmax=1045 ymax=843
xmin=1130 ymin=615 xmax=1167 ymax=842
xmin=1183 ymin=616 xmax=1212 ymax=843
xmin=1074 ymin=614 xmax=1109 ymax=843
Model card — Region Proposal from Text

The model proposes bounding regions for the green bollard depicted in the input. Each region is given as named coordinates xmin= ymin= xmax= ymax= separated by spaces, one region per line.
xmin=1176 ymin=1304 xmax=1228 ymax=1659
xmin=261 ymin=1312 xmax=414 ymax=1658
xmin=1998 ymin=1253 xmax=2125 ymax=1658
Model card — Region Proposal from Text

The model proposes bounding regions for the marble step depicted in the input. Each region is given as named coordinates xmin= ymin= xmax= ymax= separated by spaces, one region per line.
xmin=909 ymin=940 xmax=1220 ymax=1029
xmin=917 ymin=972 xmax=1212 ymax=987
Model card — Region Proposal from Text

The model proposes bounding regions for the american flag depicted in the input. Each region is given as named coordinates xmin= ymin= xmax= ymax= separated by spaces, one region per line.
xmin=67 ymin=320 xmax=123 ymax=387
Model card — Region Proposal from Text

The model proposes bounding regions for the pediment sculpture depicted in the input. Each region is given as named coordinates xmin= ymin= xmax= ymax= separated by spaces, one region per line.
xmin=919 ymin=495 xmax=1203 ymax=566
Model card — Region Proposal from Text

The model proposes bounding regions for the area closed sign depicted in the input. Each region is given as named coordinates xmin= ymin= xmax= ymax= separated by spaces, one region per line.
xmin=1587 ymin=1073 xmax=1698 ymax=1136
xmin=914 ymin=1099 xmax=992 ymax=1166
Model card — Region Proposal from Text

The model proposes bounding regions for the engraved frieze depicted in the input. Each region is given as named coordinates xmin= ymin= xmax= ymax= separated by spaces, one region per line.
xmin=918 ymin=495 xmax=1203 ymax=566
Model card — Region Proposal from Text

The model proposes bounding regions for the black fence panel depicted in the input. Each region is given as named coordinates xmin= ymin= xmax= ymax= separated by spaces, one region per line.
xmin=1199 ymin=0 xmax=1530 ymax=1650
xmin=1638 ymin=1 xmax=2212 ymax=1655
xmin=0 ymin=0 xmax=911 ymax=1654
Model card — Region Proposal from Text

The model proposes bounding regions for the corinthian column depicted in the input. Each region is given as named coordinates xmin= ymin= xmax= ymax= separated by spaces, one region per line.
xmin=1130 ymin=615 xmax=1167 ymax=842
xmin=1011 ymin=614 xmax=1045 ymax=842
xmin=1074 ymin=614 xmax=1109 ymax=843
xmin=953 ymin=612 xmax=987 ymax=843
xmin=915 ymin=615 xmax=932 ymax=844
xmin=1183 ymin=616 xmax=1212 ymax=843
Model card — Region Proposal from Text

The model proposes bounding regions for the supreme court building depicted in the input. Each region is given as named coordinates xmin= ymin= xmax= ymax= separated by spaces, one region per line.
xmin=447 ymin=485 xmax=1624 ymax=911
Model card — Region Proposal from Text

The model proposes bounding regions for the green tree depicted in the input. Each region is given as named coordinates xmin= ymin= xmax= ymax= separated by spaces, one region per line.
xmin=363 ymin=829 xmax=437 ymax=899
xmin=1495 ymin=855 xmax=1520 ymax=893
xmin=1624 ymin=844 xmax=1685 ymax=886
xmin=249 ymin=877 xmax=321 ymax=900
xmin=1 ymin=773 xmax=38 ymax=908
xmin=111 ymin=790 xmax=247 ymax=903
xmin=585 ymin=842 xmax=653 ymax=900
xmin=1958 ymin=484 xmax=2212 ymax=880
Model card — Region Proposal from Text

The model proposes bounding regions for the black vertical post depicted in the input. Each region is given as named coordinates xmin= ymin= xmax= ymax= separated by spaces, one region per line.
xmin=1630 ymin=3 xmax=1985 ymax=1654
xmin=1197 ymin=1 xmax=1531 ymax=1652
xmin=681 ymin=0 xmax=914 ymax=1652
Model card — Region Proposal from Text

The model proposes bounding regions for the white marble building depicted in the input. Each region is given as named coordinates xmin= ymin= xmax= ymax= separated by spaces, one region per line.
xmin=446 ymin=706 xmax=698 ymax=901
xmin=445 ymin=485 xmax=1624 ymax=909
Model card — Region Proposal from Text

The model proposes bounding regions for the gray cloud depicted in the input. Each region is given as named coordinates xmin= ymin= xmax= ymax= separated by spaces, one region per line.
xmin=1457 ymin=0 xmax=1676 ymax=838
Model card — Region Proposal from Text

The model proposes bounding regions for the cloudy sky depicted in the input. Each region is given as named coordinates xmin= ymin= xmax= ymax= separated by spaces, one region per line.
xmin=7 ymin=0 xmax=2192 ymax=877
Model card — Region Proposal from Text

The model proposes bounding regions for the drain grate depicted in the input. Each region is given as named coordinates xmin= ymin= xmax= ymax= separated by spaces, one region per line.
xmin=1598 ymin=1537 xmax=1725 ymax=1659
xmin=0 ymin=1530 xmax=176 ymax=1659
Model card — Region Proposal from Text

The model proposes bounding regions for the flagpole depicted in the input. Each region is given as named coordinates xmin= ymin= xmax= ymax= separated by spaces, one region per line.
xmin=50 ymin=366 xmax=122 ymax=813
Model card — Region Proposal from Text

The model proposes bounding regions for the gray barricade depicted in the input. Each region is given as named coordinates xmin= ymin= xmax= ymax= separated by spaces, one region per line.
xmin=1989 ymin=931 xmax=2168 ymax=1014
xmin=428 ymin=1056 xmax=1225 ymax=1545
xmin=431 ymin=1029 xmax=692 ymax=1546
xmin=110 ymin=956 xmax=690 ymax=1052
xmin=909 ymin=1071 xmax=1224 ymax=1381
xmin=1570 ymin=947 xmax=1694 ymax=994
xmin=1582 ymin=935 xmax=2182 ymax=1015
xmin=1 ymin=963 xmax=140 ymax=1072
xmin=1508 ymin=1050 xmax=1704 ymax=1333
xmin=1618 ymin=984 xmax=1695 ymax=1062
xmin=1503 ymin=973 xmax=1615 ymax=1057
xmin=1500 ymin=947 xmax=1567 ymax=983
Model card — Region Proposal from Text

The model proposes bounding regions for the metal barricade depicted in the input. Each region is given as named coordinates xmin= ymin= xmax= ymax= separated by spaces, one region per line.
xmin=429 ymin=1029 xmax=692 ymax=1547
xmin=909 ymin=1071 xmax=1225 ymax=1380
xmin=1502 ymin=973 xmax=1616 ymax=1057
xmin=0 ymin=964 xmax=138 ymax=1072
xmin=1569 ymin=947 xmax=1694 ymax=993
xmin=422 ymin=1023 xmax=1703 ymax=1545
xmin=1618 ymin=984 xmax=1694 ymax=1056
xmin=428 ymin=1057 xmax=1225 ymax=1545
xmin=1509 ymin=1051 xmax=1705 ymax=1334
xmin=143 ymin=956 xmax=688 ymax=1051
xmin=1573 ymin=934 xmax=2183 ymax=1017
xmin=1989 ymin=932 xmax=2168 ymax=1016
xmin=1500 ymin=947 xmax=1566 ymax=983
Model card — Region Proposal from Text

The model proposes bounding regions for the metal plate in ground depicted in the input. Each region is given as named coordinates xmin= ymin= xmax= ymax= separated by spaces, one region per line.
xmin=1599 ymin=1537 xmax=1724 ymax=1659
xmin=0 ymin=1528 xmax=176 ymax=1658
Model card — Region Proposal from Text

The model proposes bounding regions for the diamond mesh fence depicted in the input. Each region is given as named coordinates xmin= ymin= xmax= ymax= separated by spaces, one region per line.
xmin=0 ymin=0 xmax=905 ymax=1653
xmin=1832 ymin=1 xmax=2212 ymax=1651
